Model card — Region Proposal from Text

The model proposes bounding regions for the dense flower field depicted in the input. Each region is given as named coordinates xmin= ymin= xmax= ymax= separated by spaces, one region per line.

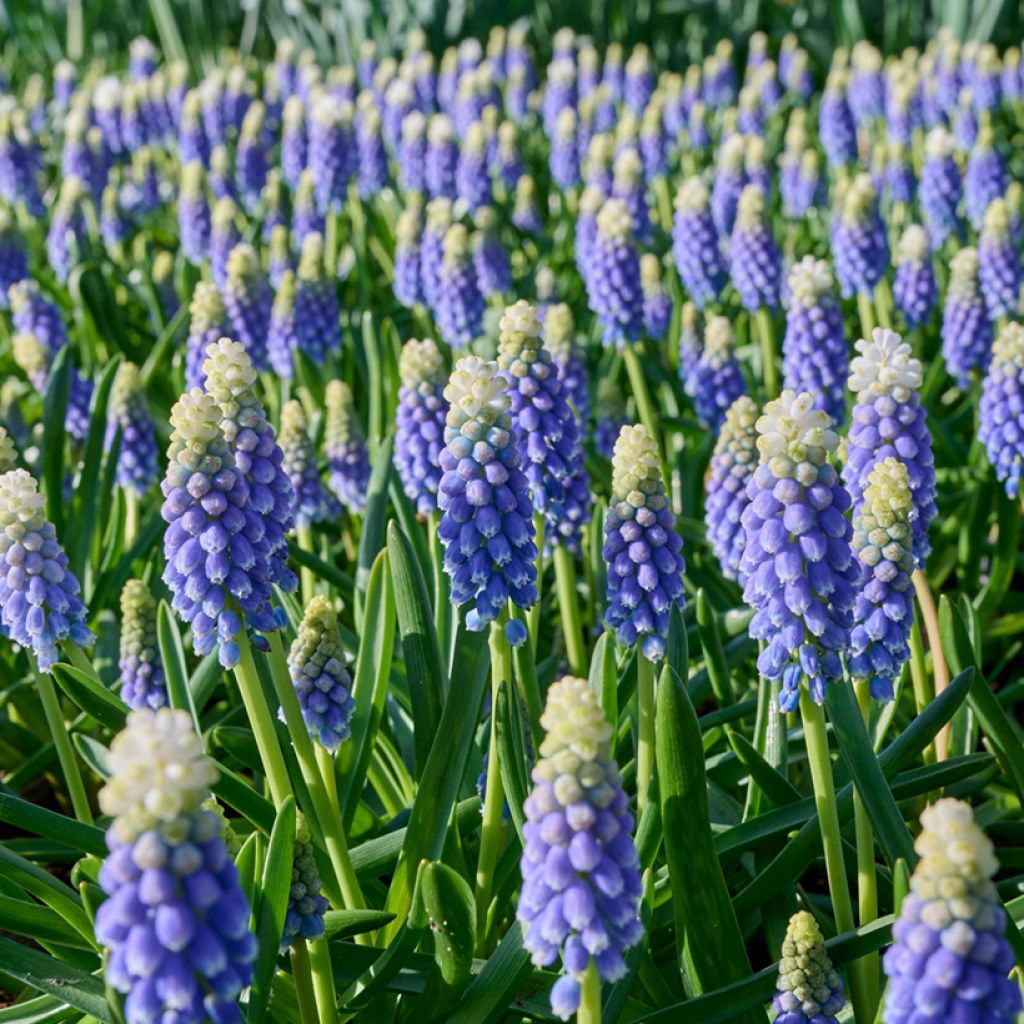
xmin=0 ymin=14 xmax=1024 ymax=1024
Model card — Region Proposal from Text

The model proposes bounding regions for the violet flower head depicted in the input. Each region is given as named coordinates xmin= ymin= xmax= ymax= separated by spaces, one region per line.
xmin=308 ymin=94 xmax=354 ymax=213
xmin=611 ymin=146 xmax=650 ymax=244
xmin=177 ymin=89 xmax=209 ymax=167
xmin=47 ymin=176 xmax=87 ymax=283
xmin=688 ymin=315 xmax=748 ymax=432
xmin=586 ymin=198 xmax=644 ymax=349
xmin=11 ymin=331 xmax=93 ymax=442
xmin=920 ymin=128 xmax=963 ymax=249
xmin=425 ymin=114 xmax=458 ymax=200
xmin=222 ymin=243 xmax=272 ymax=373
xmin=739 ymin=391 xmax=857 ymax=712
xmin=893 ymin=225 xmax=937 ymax=330
xmin=494 ymin=120 xmax=524 ymax=190
xmin=513 ymin=174 xmax=542 ymax=233
xmin=436 ymin=355 xmax=538 ymax=629
xmin=705 ymin=394 xmax=758 ymax=583
xmin=267 ymin=270 xmax=299 ymax=379
xmin=782 ymin=257 xmax=848 ymax=424
xmin=209 ymin=197 xmax=240 ymax=292
xmin=846 ymin=328 xmax=936 ymax=563
xmin=295 ymin=232 xmax=342 ymax=364
xmin=208 ymin=145 xmax=235 ymax=203
xmin=672 ymin=176 xmax=726 ymax=309
xmin=234 ymin=102 xmax=268 ymax=214
xmin=979 ymin=322 xmax=1024 ymax=498
xmin=550 ymin=107 xmax=580 ymax=192
xmin=108 ymin=363 xmax=159 ymax=498
xmin=101 ymin=184 xmax=128 ymax=251
xmin=977 ymin=198 xmax=1021 ymax=322
xmin=0 ymin=205 xmax=27 ymax=303
xmin=885 ymin=141 xmax=916 ymax=207
xmin=849 ymin=41 xmax=884 ymax=125
xmin=119 ymin=579 xmax=167 ymax=711
xmin=625 ymin=44 xmax=655 ymax=115
xmin=582 ymin=133 xmax=614 ymax=195
xmin=942 ymin=247 xmax=993 ymax=389
xmin=518 ymin=675 xmax=642 ymax=1021
xmin=711 ymin=133 xmax=747 ymax=238
xmin=184 ymin=282 xmax=230 ymax=392
xmin=398 ymin=110 xmax=427 ymax=193
xmin=964 ymin=124 xmax=1007 ymax=231
xmin=831 ymin=173 xmax=889 ymax=299
xmin=542 ymin=57 xmax=577 ymax=138
xmin=0 ymin=468 xmax=94 ymax=670
xmin=819 ymin=70 xmax=857 ymax=169
xmin=421 ymin=197 xmax=453 ymax=311
xmin=456 ymin=121 xmax=492 ymax=211
xmin=178 ymin=161 xmax=210 ymax=267
xmin=355 ymin=99 xmax=389 ymax=200
xmin=882 ymin=799 xmax=1023 ymax=1023
xmin=729 ymin=184 xmax=781 ymax=312
xmin=279 ymin=399 xmax=338 ymax=528
xmin=324 ymin=380 xmax=371 ymax=516
xmin=291 ymin=171 xmax=325 ymax=245
xmin=473 ymin=206 xmax=511 ymax=298
xmin=544 ymin=303 xmax=589 ymax=431
xmin=281 ymin=97 xmax=307 ymax=192
xmin=394 ymin=203 xmax=423 ymax=309
xmin=640 ymin=254 xmax=670 ymax=342
xmin=281 ymin=816 xmax=329 ymax=951
xmin=436 ymin=223 xmax=485 ymax=349
xmin=9 ymin=279 xmax=66 ymax=351
xmin=772 ymin=911 xmax=844 ymax=1023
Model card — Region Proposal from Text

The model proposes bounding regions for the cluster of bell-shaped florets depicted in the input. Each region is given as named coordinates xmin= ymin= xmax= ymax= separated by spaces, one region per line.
xmin=882 ymin=799 xmax=1023 ymax=1023
xmin=278 ymin=399 xmax=339 ymax=527
xmin=979 ymin=321 xmax=1024 ymax=498
xmin=436 ymin=223 xmax=485 ymax=349
xmin=517 ymin=675 xmax=643 ymax=1021
xmin=672 ymin=175 xmax=726 ymax=308
xmin=586 ymin=197 xmax=644 ymax=348
xmin=437 ymin=355 xmax=538 ymax=630
xmin=772 ymin=911 xmax=845 ymax=1023
xmin=729 ymin=183 xmax=781 ymax=312
xmin=107 ymin=362 xmax=159 ymax=497
xmin=281 ymin=814 xmax=329 ymax=951
xmin=603 ymin=423 xmax=686 ymax=660
xmin=977 ymin=197 xmax=1022 ymax=321
xmin=95 ymin=708 xmax=256 ymax=1024
xmin=942 ymin=246 xmax=992 ymax=389
xmin=893 ymin=224 xmax=937 ymax=330
xmin=185 ymin=282 xmax=231 ymax=391
xmin=324 ymin=379 xmax=372 ymax=515
xmin=740 ymin=390 xmax=857 ymax=712
xmin=831 ymin=173 xmax=888 ymax=298
xmin=0 ymin=468 xmax=94 ymax=670
xmin=688 ymin=314 xmax=748 ymax=432
xmin=118 ymin=578 xmax=167 ymax=710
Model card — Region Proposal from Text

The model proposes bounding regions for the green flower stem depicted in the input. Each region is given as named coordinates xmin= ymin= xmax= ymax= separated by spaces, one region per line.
xmin=553 ymin=546 xmax=586 ymax=676
xmin=874 ymin=279 xmax=894 ymax=330
xmin=476 ymin=612 xmax=510 ymax=954
xmin=308 ymin=936 xmax=340 ymax=1024
xmin=509 ymin=603 xmax=543 ymax=736
xmin=622 ymin=345 xmax=661 ymax=456
xmin=528 ymin=511 xmax=545 ymax=643
xmin=233 ymin=630 xmax=293 ymax=809
xmin=265 ymin=631 xmax=368 ymax=925
xmin=290 ymin=938 xmax=324 ymax=1024
xmin=858 ymin=291 xmax=877 ymax=339
xmin=325 ymin=209 xmax=339 ymax=279
xmin=577 ymin=959 xmax=602 ymax=1024
xmin=799 ymin=689 xmax=870 ymax=1023
xmin=125 ymin=489 xmax=139 ymax=550
xmin=428 ymin=511 xmax=452 ymax=677
xmin=61 ymin=641 xmax=106 ymax=685
xmin=755 ymin=307 xmax=779 ymax=399
xmin=636 ymin=653 xmax=656 ymax=816
xmin=908 ymin=619 xmax=935 ymax=764
xmin=853 ymin=680 xmax=880 ymax=1023
xmin=296 ymin=523 xmax=317 ymax=607
xmin=653 ymin=176 xmax=673 ymax=233
xmin=33 ymin=662 xmax=93 ymax=824
xmin=912 ymin=570 xmax=950 ymax=760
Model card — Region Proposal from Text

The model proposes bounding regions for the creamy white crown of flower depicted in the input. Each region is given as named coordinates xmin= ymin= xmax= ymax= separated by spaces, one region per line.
xmin=280 ymin=398 xmax=310 ymax=439
xmin=543 ymin=304 xmax=575 ymax=359
xmin=92 ymin=74 xmax=123 ymax=109
xmin=283 ymin=95 xmax=305 ymax=127
xmin=395 ymin=207 xmax=421 ymax=246
xmin=399 ymin=337 xmax=446 ymax=389
xmin=100 ymin=708 xmax=219 ymax=839
xmin=895 ymin=223 xmax=930 ymax=263
xmin=0 ymin=427 xmax=15 ymax=473
xmin=597 ymin=197 xmax=634 ymax=240
xmin=203 ymin=338 xmax=259 ymax=400
xmin=226 ymin=241 xmax=260 ymax=279
xmin=499 ymin=300 xmax=542 ymax=350
xmin=838 ymin=172 xmax=877 ymax=222
xmin=640 ymin=252 xmax=663 ymax=291
xmin=675 ymin=175 xmax=710 ymax=213
xmin=425 ymin=196 xmax=453 ymax=231
xmin=401 ymin=109 xmax=426 ymax=141
xmin=788 ymin=257 xmax=833 ymax=306
xmin=442 ymin=222 xmax=470 ymax=260
xmin=704 ymin=315 xmax=735 ymax=360
xmin=949 ymin=245 xmax=980 ymax=287
xmin=612 ymin=423 xmax=661 ymax=498
xmin=914 ymin=797 xmax=999 ymax=890
xmin=745 ymin=134 xmax=767 ymax=170
xmin=848 ymin=327 xmax=922 ymax=401
xmin=538 ymin=675 xmax=612 ymax=764
xmin=111 ymin=362 xmax=143 ymax=414
xmin=210 ymin=145 xmax=231 ymax=177
xmin=579 ymin=184 xmax=606 ymax=216
xmin=553 ymin=106 xmax=577 ymax=140
xmin=718 ymin=132 xmax=745 ymax=170
xmin=734 ymin=184 xmax=767 ymax=230
xmin=992 ymin=321 xmax=1024 ymax=369
xmin=924 ymin=126 xmax=955 ymax=160
xmin=0 ymin=468 xmax=46 ymax=528
xmin=427 ymin=113 xmax=454 ymax=143
xmin=12 ymin=332 xmax=48 ymax=377
xmin=982 ymin=196 xmax=1010 ymax=235
xmin=613 ymin=146 xmax=643 ymax=187
xmin=298 ymin=230 xmax=325 ymax=277
xmin=211 ymin=195 xmax=237 ymax=230
xmin=757 ymin=390 xmax=839 ymax=464
xmin=444 ymin=356 xmax=508 ymax=423
xmin=863 ymin=455 xmax=914 ymax=523
xmin=170 ymin=388 xmax=224 ymax=447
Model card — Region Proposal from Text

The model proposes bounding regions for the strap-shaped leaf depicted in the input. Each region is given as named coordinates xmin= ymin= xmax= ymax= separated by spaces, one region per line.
xmin=0 ymin=937 xmax=110 ymax=1023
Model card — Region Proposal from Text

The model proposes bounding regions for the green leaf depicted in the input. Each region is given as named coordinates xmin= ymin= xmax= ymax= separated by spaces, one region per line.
xmin=696 ymin=589 xmax=733 ymax=706
xmin=73 ymin=733 xmax=111 ymax=780
xmin=0 ymin=936 xmax=110 ymax=1023
xmin=41 ymin=346 xmax=71 ymax=535
xmin=727 ymin=731 xmax=800 ymax=809
xmin=495 ymin=676 xmax=531 ymax=842
xmin=355 ymin=430 xmax=395 ymax=625
xmin=588 ymin=631 xmax=618 ymax=751
xmin=323 ymin=908 xmax=396 ymax=940
xmin=0 ymin=792 xmax=106 ymax=858
xmin=213 ymin=764 xmax=277 ymax=835
xmin=0 ymin=894 xmax=94 ymax=948
xmin=249 ymin=795 xmax=296 ymax=1024
xmin=50 ymin=662 xmax=127 ymax=733
xmin=157 ymin=600 xmax=200 ymax=730
xmin=655 ymin=663 xmax=760 ymax=1016
xmin=287 ymin=540 xmax=356 ymax=595
xmin=387 ymin=520 xmax=444 ymax=776
xmin=446 ymin=922 xmax=533 ymax=1024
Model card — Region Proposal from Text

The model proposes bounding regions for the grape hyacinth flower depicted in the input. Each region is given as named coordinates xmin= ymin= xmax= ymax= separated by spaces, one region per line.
xmin=281 ymin=97 xmax=307 ymax=191
xmin=101 ymin=184 xmax=128 ymax=251
xmin=456 ymin=121 xmax=492 ymax=211
xmin=550 ymin=108 xmax=580 ymax=191
xmin=964 ymin=125 xmax=1007 ymax=231
xmin=687 ymin=315 xmax=748 ymax=432
xmin=942 ymin=247 xmax=993 ymax=389
xmin=979 ymin=322 xmax=1024 ymax=498
xmin=308 ymin=95 xmax=354 ymax=213
xmin=513 ymin=175 xmax=542 ymax=233
xmin=184 ymin=282 xmax=229 ymax=391
xmin=210 ymin=197 xmax=240 ymax=292
xmin=425 ymin=114 xmax=458 ymax=200
xmin=772 ymin=911 xmax=844 ymax=1023
xmin=267 ymin=269 xmax=299 ymax=379
xmin=739 ymin=391 xmax=857 ymax=711
xmin=436 ymin=355 xmax=538 ymax=629
xmin=473 ymin=206 xmax=511 ymax=298
xmin=640 ymin=254 xmax=670 ymax=341
xmin=95 ymin=708 xmax=256 ymax=1024
xmin=119 ymin=579 xmax=167 ymax=710
xmin=677 ymin=302 xmax=701 ymax=389
xmin=222 ymin=243 xmax=272 ymax=372
xmin=920 ymin=128 xmax=963 ymax=248
xmin=831 ymin=174 xmax=889 ymax=300
xmin=47 ymin=176 xmax=87 ymax=283
xmin=603 ymin=424 xmax=686 ymax=660
xmin=893 ymin=225 xmax=937 ymax=330
xmin=671 ymin=177 xmax=726 ymax=309
xmin=0 ymin=469 xmax=94 ymax=670
xmin=977 ymin=198 xmax=1021 ymax=321
xmin=394 ymin=203 xmax=423 ymax=309
xmin=394 ymin=338 xmax=448 ymax=517
xmin=324 ymin=380 xmax=371 ymax=515
xmin=782 ymin=257 xmax=847 ymax=424
xmin=819 ymin=70 xmax=857 ymax=169
xmin=611 ymin=146 xmax=650 ymax=244
xmin=279 ymin=400 xmax=338 ymax=527
xmin=356 ymin=100 xmax=389 ymax=200
xmin=178 ymin=162 xmax=210 ymax=267
xmin=398 ymin=111 xmax=426 ymax=193
xmin=730 ymin=184 xmax=781 ymax=312
xmin=495 ymin=121 xmax=524 ymax=190
xmin=107 ymin=363 xmax=158 ymax=497
xmin=884 ymin=141 xmax=916 ymax=207
xmin=11 ymin=332 xmax=93 ymax=442
xmin=436 ymin=223 xmax=485 ymax=349
xmin=235 ymin=102 xmax=268 ymax=214
xmin=846 ymin=328 xmax=936 ymax=563
xmin=292 ymin=170 xmax=325 ymax=245
xmin=518 ymin=676 xmax=642 ymax=1021
xmin=544 ymin=303 xmax=589 ymax=430
xmin=152 ymin=251 xmax=179 ymax=322
xmin=421 ymin=197 xmax=453 ymax=311
xmin=0 ymin=207 xmax=26 ymax=305
xmin=177 ymin=90 xmax=209 ymax=166
xmin=208 ymin=145 xmax=235 ymax=202
xmin=586 ymin=198 xmax=644 ymax=348
xmin=281 ymin=815 xmax=329 ymax=951
xmin=711 ymin=133 xmax=747 ymax=239
xmin=882 ymin=799 xmax=1023 ymax=1023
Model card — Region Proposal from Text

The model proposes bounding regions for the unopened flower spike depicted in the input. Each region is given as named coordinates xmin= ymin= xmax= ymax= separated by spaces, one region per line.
xmin=772 ymin=911 xmax=844 ymax=1022
xmin=119 ymin=579 xmax=167 ymax=710
xmin=688 ymin=315 xmax=748 ymax=432
xmin=279 ymin=399 xmax=339 ymax=527
xmin=893 ymin=225 xmax=937 ymax=330
xmin=942 ymin=247 xmax=993 ymax=389
xmin=107 ymin=363 xmax=159 ymax=498
xmin=324 ymin=379 xmax=371 ymax=515
xmin=980 ymin=322 xmax=1024 ymax=498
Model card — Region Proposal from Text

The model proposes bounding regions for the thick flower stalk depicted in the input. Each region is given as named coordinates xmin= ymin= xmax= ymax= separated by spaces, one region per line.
xmin=394 ymin=202 xmax=423 ymax=309
xmin=279 ymin=400 xmax=338 ymax=527
xmin=281 ymin=816 xmax=329 ymax=951
xmin=739 ymin=391 xmax=857 ymax=711
xmin=118 ymin=579 xmax=167 ymax=710
xmin=831 ymin=174 xmax=889 ymax=299
xmin=586 ymin=198 xmax=644 ymax=348
xmin=324 ymin=379 xmax=371 ymax=515
xmin=671 ymin=176 xmax=726 ymax=309
xmin=473 ymin=206 xmax=511 ymax=298
xmin=603 ymin=424 xmax=686 ymax=660
xmin=782 ymin=257 xmax=847 ymax=424
xmin=772 ymin=911 xmax=844 ymax=1023
xmin=107 ymin=363 xmax=158 ymax=497
xmin=893 ymin=225 xmax=937 ymax=330
xmin=0 ymin=469 xmax=94 ymax=670
xmin=287 ymin=595 xmax=354 ymax=752
xmin=705 ymin=395 xmax=758 ymax=582
xmin=517 ymin=675 xmax=643 ymax=1021
xmin=846 ymin=328 xmax=936 ymax=564
xmin=688 ymin=316 xmax=748 ymax=432
xmin=942 ymin=247 xmax=993 ymax=389
xmin=730 ymin=184 xmax=781 ymax=312
xmin=640 ymin=254 xmax=670 ymax=341
xmin=964 ymin=124 xmax=1007 ymax=231
xmin=979 ymin=322 xmax=1024 ymax=498
xmin=395 ymin=337 xmax=449 ymax=517
xmin=848 ymin=457 xmax=916 ymax=703
xmin=184 ymin=282 xmax=230 ymax=392
xmin=436 ymin=223 xmax=485 ymax=349
xmin=436 ymin=355 xmax=538 ymax=630
xmin=95 ymin=708 xmax=256 ymax=1024
xmin=920 ymin=128 xmax=963 ymax=248
xmin=977 ymin=198 xmax=1021 ymax=321
xmin=882 ymin=799 xmax=1023 ymax=1022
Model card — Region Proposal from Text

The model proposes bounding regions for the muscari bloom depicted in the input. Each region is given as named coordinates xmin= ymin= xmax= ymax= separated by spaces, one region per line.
xmin=47 ymin=176 xmax=87 ymax=283
xmin=710 ymin=133 xmax=747 ymax=239
xmin=119 ymin=579 xmax=167 ymax=710
xmin=398 ymin=111 xmax=427 ymax=193
xmin=421 ymin=197 xmax=453 ymax=311
xmin=436 ymin=355 xmax=538 ymax=630
xmin=9 ymin=278 xmax=69 ymax=355
xmin=11 ymin=331 xmax=94 ymax=442
xmin=473 ymin=206 xmax=511 ymax=298
xmin=550 ymin=108 xmax=580 ymax=192
xmin=942 ymin=247 xmax=993 ymax=389
xmin=279 ymin=400 xmax=338 ymax=527
xmin=544 ymin=303 xmax=589 ymax=431
xmin=586 ymin=198 xmax=644 ymax=349
xmin=671 ymin=176 xmax=726 ymax=309
xmin=324 ymin=379 xmax=371 ymax=516
xmin=603 ymin=424 xmax=686 ymax=661
xmin=294 ymin=232 xmax=342 ymax=365
xmin=267 ymin=270 xmax=299 ymax=379
xmin=831 ymin=173 xmax=889 ymax=299
xmin=436 ymin=223 xmax=485 ymax=349
xmin=772 ymin=911 xmax=844 ymax=1023
xmin=882 ymin=798 xmax=1023 ymax=1023
xmin=222 ymin=243 xmax=271 ymax=373
xmin=964 ymin=124 xmax=1007 ymax=231
xmin=209 ymin=198 xmax=240 ymax=292
xmin=0 ymin=205 xmax=28 ymax=303
xmin=356 ymin=100 xmax=389 ymax=200
xmin=0 ymin=468 xmax=94 ymax=670
xmin=688 ymin=315 xmax=748 ymax=432
xmin=782 ymin=257 xmax=847 ymax=424
xmin=979 ymin=322 xmax=1024 ymax=498
xmin=208 ymin=145 xmax=235 ymax=203
xmin=292 ymin=170 xmax=325 ymax=244
xmin=740 ymin=390 xmax=857 ymax=712
xmin=108 ymin=363 xmax=159 ymax=497
xmin=308 ymin=95 xmax=354 ymax=213
xmin=95 ymin=708 xmax=256 ymax=1024
xmin=513 ymin=174 xmax=542 ymax=233
xmin=977 ymin=198 xmax=1021 ymax=321
xmin=705 ymin=395 xmax=758 ymax=583
xmin=425 ymin=114 xmax=458 ymax=200
xmin=730 ymin=184 xmax=781 ymax=312
xmin=893 ymin=225 xmax=937 ymax=330
xmin=178 ymin=162 xmax=210 ymax=267
xmin=819 ymin=70 xmax=857 ymax=169
xmin=920 ymin=128 xmax=963 ymax=249
xmin=846 ymin=328 xmax=936 ymax=564
xmin=267 ymin=224 xmax=292 ymax=289
xmin=184 ymin=282 xmax=230 ymax=392
xmin=640 ymin=254 xmax=670 ymax=341
xmin=457 ymin=120 xmax=492 ymax=212
xmin=394 ymin=338 xmax=449 ymax=517
xmin=101 ymin=184 xmax=129 ymax=250
xmin=281 ymin=97 xmax=307 ymax=191
xmin=281 ymin=815 xmax=329 ymax=952
xmin=394 ymin=203 xmax=423 ymax=309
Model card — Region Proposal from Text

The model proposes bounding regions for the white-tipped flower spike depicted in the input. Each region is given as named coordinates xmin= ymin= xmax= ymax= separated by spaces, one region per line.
xmin=279 ymin=399 xmax=338 ymax=527
xmin=324 ymin=379 xmax=371 ymax=515
xmin=119 ymin=579 xmax=167 ymax=711
xmin=0 ymin=426 xmax=15 ymax=471
xmin=979 ymin=321 xmax=1024 ymax=498
xmin=772 ymin=911 xmax=844 ymax=1022
xmin=883 ymin=799 xmax=1023 ymax=1022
